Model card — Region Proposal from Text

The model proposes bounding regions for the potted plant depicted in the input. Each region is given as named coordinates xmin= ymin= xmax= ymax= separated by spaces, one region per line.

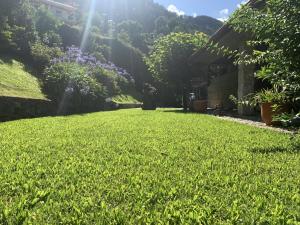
xmin=193 ymin=99 xmax=208 ymax=113
xmin=231 ymin=89 xmax=289 ymax=126
xmin=254 ymin=90 xmax=289 ymax=125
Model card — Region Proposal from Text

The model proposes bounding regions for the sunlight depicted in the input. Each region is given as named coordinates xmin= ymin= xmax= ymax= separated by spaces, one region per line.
xmin=1 ymin=0 xmax=300 ymax=222
xmin=80 ymin=0 xmax=96 ymax=51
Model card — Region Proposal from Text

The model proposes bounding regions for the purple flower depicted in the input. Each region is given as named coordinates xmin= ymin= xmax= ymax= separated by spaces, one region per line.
xmin=51 ymin=46 xmax=134 ymax=82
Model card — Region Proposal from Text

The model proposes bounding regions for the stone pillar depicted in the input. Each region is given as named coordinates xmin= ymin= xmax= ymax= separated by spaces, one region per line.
xmin=238 ymin=45 xmax=255 ymax=115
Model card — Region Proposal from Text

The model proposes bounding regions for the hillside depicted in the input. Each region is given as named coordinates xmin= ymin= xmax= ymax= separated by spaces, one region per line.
xmin=0 ymin=58 xmax=46 ymax=100
xmin=0 ymin=0 xmax=222 ymax=115
xmin=58 ymin=0 xmax=222 ymax=36
xmin=93 ymin=0 xmax=222 ymax=35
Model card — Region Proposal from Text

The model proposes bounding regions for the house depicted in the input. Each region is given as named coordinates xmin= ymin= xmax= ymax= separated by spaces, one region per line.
xmin=33 ymin=0 xmax=78 ymax=24
xmin=189 ymin=0 xmax=265 ymax=115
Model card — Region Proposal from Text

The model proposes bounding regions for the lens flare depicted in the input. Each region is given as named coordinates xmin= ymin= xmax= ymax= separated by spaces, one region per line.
xmin=80 ymin=0 xmax=96 ymax=51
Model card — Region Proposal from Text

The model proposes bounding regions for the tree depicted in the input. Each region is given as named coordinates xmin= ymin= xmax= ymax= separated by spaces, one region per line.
xmin=0 ymin=0 xmax=37 ymax=56
xmin=117 ymin=20 xmax=148 ymax=52
xmin=35 ymin=7 xmax=60 ymax=34
xmin=227 ymin=0 xmax=300 ymax=108
xmin=155 ymin=16 xmax=169 ymax=35
xmin=145 ymin=32 xmax=208 ymax=106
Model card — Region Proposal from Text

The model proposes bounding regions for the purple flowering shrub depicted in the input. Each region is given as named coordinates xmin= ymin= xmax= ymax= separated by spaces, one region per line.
xmin=51 ymin=46 xmax=134 ymax=82
xmin=44 ymin=62 xmax=107 ymax=114
xmin=44 ymin=47 xmax=136 ymax=113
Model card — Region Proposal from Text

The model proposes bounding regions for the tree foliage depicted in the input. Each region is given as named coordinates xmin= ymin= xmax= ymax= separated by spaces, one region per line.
xmin=228 ymin=0 xmax=300 ymax=101
xmin=146 ymin=32 xmax=208 ymax=86
xmin=0 ymin=0 xmax=37 ymax=55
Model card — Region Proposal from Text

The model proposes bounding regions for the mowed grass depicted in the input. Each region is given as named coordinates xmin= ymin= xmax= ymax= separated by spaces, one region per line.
xmin=0 ymin=109 xmax=299 ymax=224
xmin=0 ymin=58 xmax=46 ymax=99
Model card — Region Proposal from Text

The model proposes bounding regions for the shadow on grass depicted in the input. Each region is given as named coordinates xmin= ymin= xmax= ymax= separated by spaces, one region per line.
xmin=0 ymin=54 xmax=41 ymax=78
xmin=249 ymin=145 xmax=299 ymax=154
xmin=161 ymin=109 xmax=206 ymax=115
xmin=0 ymin=107 xmax=122 ymax=123
xmin=0 ymin=55 xmax=13 ymax=65
xmin=0 ymin=111 xmax=96 ymax=123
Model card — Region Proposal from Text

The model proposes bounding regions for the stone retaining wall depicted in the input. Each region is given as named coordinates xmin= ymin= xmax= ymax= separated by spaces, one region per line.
xmin=0 ymin=96 xmax=54 ymax=121
xmin=0 ymin=97 xmax=142 ymax=122
xmin=118 ymin=103 xmax=142 ymax=109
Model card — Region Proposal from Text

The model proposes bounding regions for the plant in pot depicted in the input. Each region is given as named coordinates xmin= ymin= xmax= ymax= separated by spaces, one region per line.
xmin=254 ymin=89 xmax=289 ymax=126
xmin=192 ymin=99 xmax=208 ymax=113
xmin=230 ymin=89 xmax=290 ymax=126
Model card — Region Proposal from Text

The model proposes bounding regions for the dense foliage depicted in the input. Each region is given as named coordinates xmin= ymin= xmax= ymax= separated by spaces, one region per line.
xmin=57 ymin=0 xmax=222 ymax=41
xmin=0 ymin=0 xmax=148 ymax=112
xmin=0 ymin=0 xmax=65 ymax=73
xmin=146 ymin=32 xmax=208 ymax=105
xmin=0 ymin=0 xmax=223 ymax=109
xmin=0 ymin=0 xmax=36 ymax=56
xmin=0 ymin=109 xmax=299 ymax=223
xmin=44 ymin=62 xmax=106 ymax=114
xmin=228 ymin=0 xmax=300 ymax=109
xmin=44 ymin=47 xmax=134 ymax=113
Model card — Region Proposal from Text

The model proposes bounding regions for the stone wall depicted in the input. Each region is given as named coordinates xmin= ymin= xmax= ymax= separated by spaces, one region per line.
xmin=207 ymin=64 xmax=238 ymax=110
xmin=0 ymin=97 xmax=54 ymax=122
xmin=238 ymin=44 xmax=256 ymax=115
xmin=118 ymin=103 xmax=142 ymax=109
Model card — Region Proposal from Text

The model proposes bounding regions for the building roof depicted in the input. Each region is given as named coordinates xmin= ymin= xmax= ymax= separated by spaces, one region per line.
xmin=38 ymin=0 xmax=77 ymax=12
xmin=210 ymin=0 xmax=265 ymax=42
xmin=189 ymin=0 xmax=265 ymax=65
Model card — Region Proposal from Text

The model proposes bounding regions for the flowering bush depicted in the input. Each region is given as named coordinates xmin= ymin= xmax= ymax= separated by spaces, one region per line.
xmin=51 ymin=46 xmax=134 ymax=82
xmin=44 ymin=62 xmax=107 ymax=114
xmin=30 ymin=42 xmax=63 ymax=72
xmin=44 ymin=47 xmax=136 ymax=114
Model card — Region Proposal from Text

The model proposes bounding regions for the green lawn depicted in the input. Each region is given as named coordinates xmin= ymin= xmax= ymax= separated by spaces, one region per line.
xmin=0 ymin=109 xmax=299 ymax=224
xmin=0 ymin=58 xmax=46 ymax=99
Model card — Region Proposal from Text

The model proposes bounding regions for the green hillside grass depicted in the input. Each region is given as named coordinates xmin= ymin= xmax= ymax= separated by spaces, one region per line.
xmin=112 ymin=94 xmax=141 ymax=104
xmin=0 ymin=109 xmax=299 ymax=224
xmin=0 ymin=58 xmax=46 ymax=100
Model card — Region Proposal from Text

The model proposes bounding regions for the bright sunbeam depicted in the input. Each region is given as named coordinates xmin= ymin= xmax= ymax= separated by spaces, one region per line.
xmin=80 ymin=0 xmax=96 ymax=51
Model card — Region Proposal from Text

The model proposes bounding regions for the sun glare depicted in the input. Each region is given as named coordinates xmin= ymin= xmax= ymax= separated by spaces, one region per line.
xmin=80 ymin=0 xmax=96 ymax=51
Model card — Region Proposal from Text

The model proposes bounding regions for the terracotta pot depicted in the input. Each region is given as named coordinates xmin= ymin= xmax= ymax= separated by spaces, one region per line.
xmin=193 ymin=100 xmax=207 ymax=113
xmin=260 ymin=103 xmax=289 ymax=126
xmin=261 ymin=103 xmax=273 ymax=126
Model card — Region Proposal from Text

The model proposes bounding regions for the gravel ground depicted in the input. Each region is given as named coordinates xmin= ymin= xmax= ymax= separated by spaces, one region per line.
xmin=217 ymin=116 xmax=296 ymax=134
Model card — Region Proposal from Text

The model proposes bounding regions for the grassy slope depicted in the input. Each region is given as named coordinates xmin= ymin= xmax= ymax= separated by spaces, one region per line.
xmin=0 ymin=109 xmax=299 ymax=224
xmin=0 ymin=58 xmax=46 ymax=100
xmin=112 ymin=94 xmax=141 ymax=104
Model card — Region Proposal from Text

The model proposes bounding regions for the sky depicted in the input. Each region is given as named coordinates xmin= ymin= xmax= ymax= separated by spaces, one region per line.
xmin=153 ymin=0 xmax=248 ymax=21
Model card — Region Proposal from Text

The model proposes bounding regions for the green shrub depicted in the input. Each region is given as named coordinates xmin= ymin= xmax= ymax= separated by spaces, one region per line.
xmin=93 ymin=68 xmax=122 ymax=96
xmin=93 ymin=35 xmax=152 ymax=90
xmin=31 ymin=42 xmax=63 ymax=72
xmin=227 ymin=0 xmax=300 ymax=104
xmin=44 ymin=62 xmax=107 ymax=114
xmin=58 ymin=24 xmax=81 ymax=47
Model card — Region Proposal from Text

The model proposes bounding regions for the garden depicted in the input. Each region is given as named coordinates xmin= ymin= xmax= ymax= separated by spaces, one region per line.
xmin=0 ymin=0 xmax=300 ymax=223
